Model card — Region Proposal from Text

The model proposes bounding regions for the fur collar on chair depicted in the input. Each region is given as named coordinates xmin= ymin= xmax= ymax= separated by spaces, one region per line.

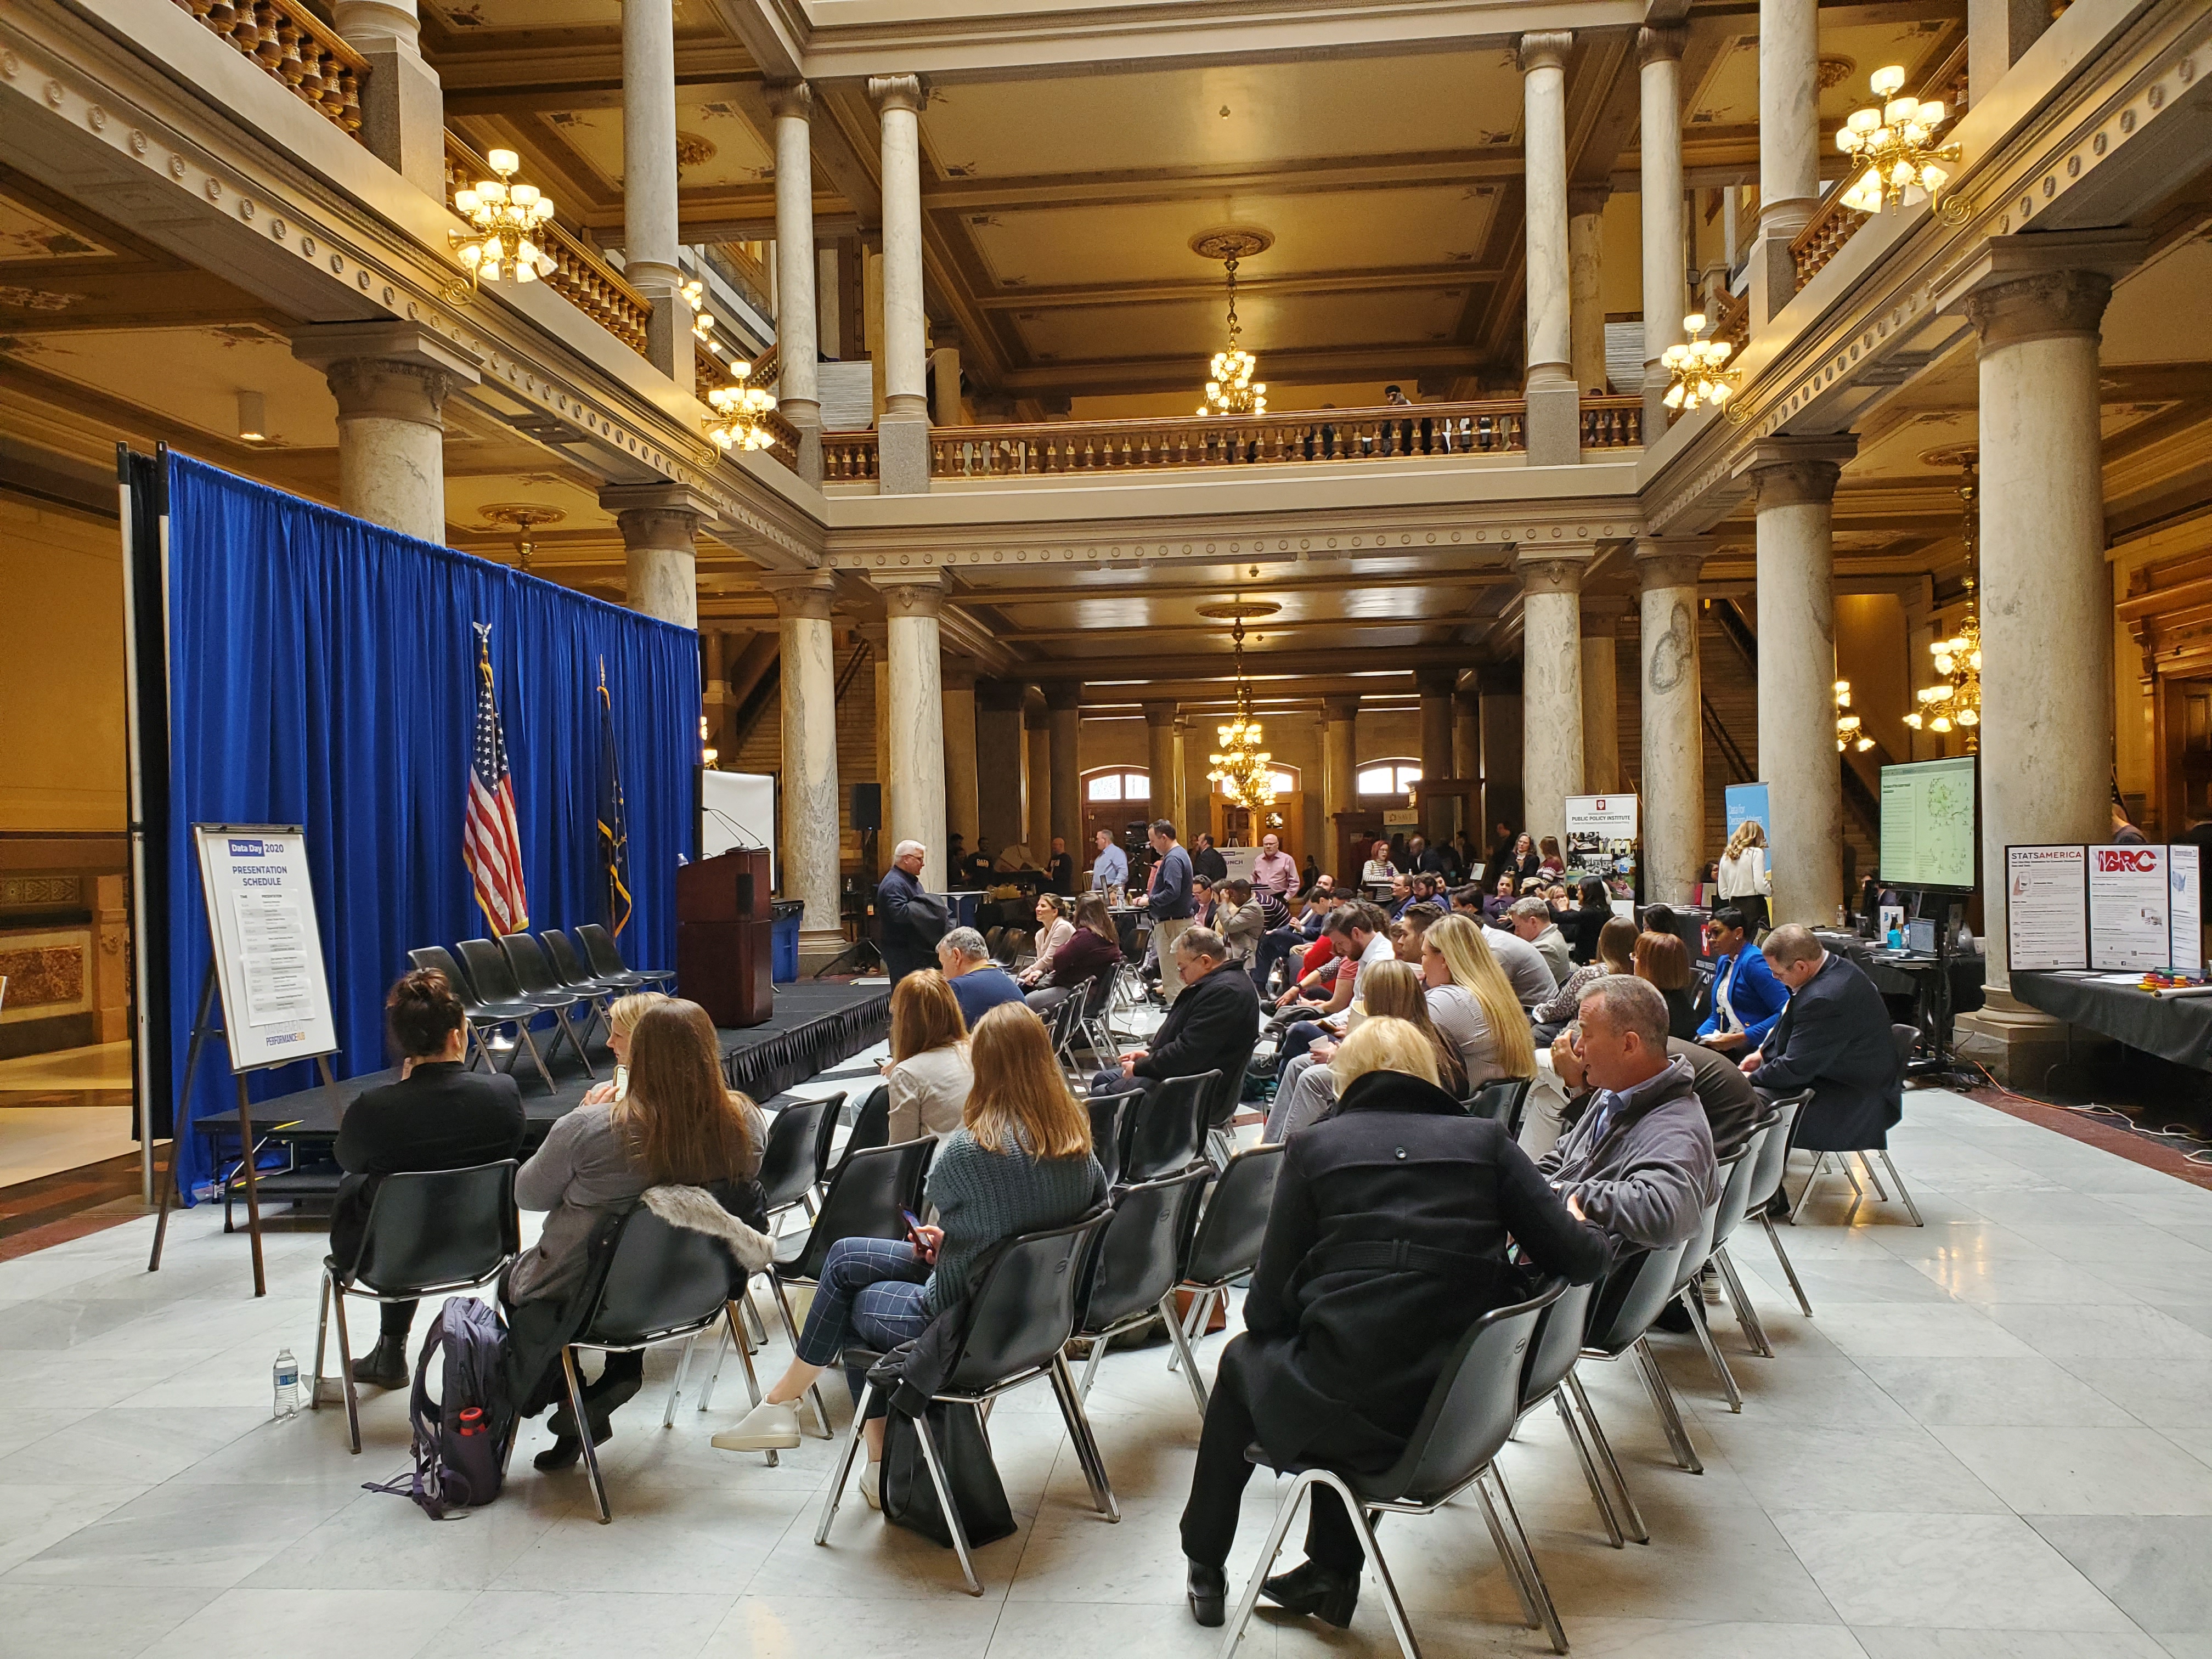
xmin=642 ymin=1186 xmax=776 ymax=1272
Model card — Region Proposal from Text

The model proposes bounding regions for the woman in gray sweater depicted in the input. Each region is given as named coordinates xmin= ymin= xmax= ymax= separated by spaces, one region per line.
xmin=715 ymin=1002 xmax=1105 ymax=1501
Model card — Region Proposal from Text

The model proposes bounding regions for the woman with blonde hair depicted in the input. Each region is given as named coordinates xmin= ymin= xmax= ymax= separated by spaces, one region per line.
xmin=716 ymin=1002 xmax=1106 ymax=1500
xmin=577 ymin=990 xmax=669 ymax=1106
xmin=1265 ymin=958 xmax=1463 ymax=1142
xmin=1718 ymin=817 xmax=1773 ymax=932
xmin=1421 ymin=912 xmax=1537 ymax=1088
xmin=883 ymin=969 xmax=972 ymax=1142
xmin=1531 ymin=915 xmax=1639 ymax=1029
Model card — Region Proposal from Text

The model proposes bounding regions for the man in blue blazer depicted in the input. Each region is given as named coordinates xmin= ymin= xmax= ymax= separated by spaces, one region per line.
xmin=1695 ymin=907 xmax=1788 ymax=1053
xmin=1741 ymin=923 xmax=1904 ymax=1152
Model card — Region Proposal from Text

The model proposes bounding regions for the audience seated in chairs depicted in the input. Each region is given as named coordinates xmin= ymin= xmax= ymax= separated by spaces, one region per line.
xmin=1480 ymin=871 xmax=1519 ymax=923
xmin=1272 ymin=903 xmax=1393 ymax=1070
xmin=1024 ymin=893 xmax=1123 ymax=1013
xmin=1535 ymin=977 xmax=1718 ymax=1265
xmin=1014 ymin=893 xmax=1076 ymax=991
xmin=504 ymin=999 xmax=766 ymax=1471
xmin=332 ymin=968 xmax=527 ymax=1389
xmin=1694 ymin=907 xmax=1789 ymax=1056
xmin=937 ymin=926 xmax=1026 ymax=1026
xmin=1420 ymin=913 xmax=1538 ymax=1093
xmin=1635 ymin=929 xmax=1705 ymax=1041
xmin=714 ymin=1003 xmax=1107 ymax=1505
xmin=1179 ymin=1015 xmax=1606 ymax=1629
xmin=1254 ymin=884 xmax=1340 ymax=1001
xmin=1504 ymin=895 xmax=1573 ymax=985
xmin=1548 ymin=1008 xmax=1767 ymax=1166
xmin=881 ymin=970 xmax=973 ymax=1143
xmin=1264 ymin=958 xmax=1465 ymax=1141
xmin=1739 ymin=923 xmax=1904 ymax=1155
xmin=1094 ymin=926 xmax=1261 ymax=1104
xmin=1212 ymin=878 xmax=1264 ymax=967
xmin=1532 ymin=915 xmax=1639 ymax=1032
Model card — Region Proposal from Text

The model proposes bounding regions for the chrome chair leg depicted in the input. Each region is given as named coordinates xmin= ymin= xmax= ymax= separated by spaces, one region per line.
xmin=1632 ymin=1338 xmax=1703 ymax=1473
xmin=1759 ymin=1211 xmax=1816 ymax=1317
xmin=662 ymin=1334 xmax=696 ymax=1428
xmin=770 ymin=1276 xmax=833 ymax=1437
xmin=1553 ymin=1386 xmax=1624 ymax=1548
xmin=813 ymin=1376 xmax=875 ymax=1544
xmin=311 ymin=1268 xmax=334 ymax=1413
xmin=563 ymin=1346 xmax=612 ymax=1523
xmin=1077 ymin=1327 xmax=1110 ymax=1399
xmin=1331 ymin=1474 xmax=1424 ymax=1659
xmin=1470 ymin=1465 xmax=1543 ymax=1628
xmin=911 ymin=1405 xmax=984 ymax=1595
xmin=1217 ymin=1468 xmax=1321 ymax=1659
xmin=1713 ymin=1244 xmax=1774 ymax=1357
xmin=1048 ymin=1352 xmax=1120 ymax=1522
xmin=1486 ymin=1464 xmax=1568 ymax=1654
xmin=1680 ymin=1289 xmax=1743 ymax=1412
xmin=1878 ymin=1151 xmax=1925 ymax=1226
xmin=1158 ymin=1290 xmax=1212 ymax=1416
xmin=1168 ymin=1286 xmax=1216 ymax=1374
xmin=1565 ymin=1371 xmax=1648 ymax=1544
xmin=1789 ymin=1152 xmax=1828 ymax=1223
xmin=330 ymin=1280 xmax=362 ymax=1455
xmin=1857 ymin=1152 xmax=1889 ymax=1201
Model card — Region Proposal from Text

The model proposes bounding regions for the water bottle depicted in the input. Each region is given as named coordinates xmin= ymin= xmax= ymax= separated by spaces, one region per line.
xmin=272 ymin=1347 xmax=301 ymax=1420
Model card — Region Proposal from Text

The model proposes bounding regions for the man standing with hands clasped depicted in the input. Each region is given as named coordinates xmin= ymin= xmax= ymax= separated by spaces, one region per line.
xmin=1146 ymin=820 xmax=1198 ymax=1005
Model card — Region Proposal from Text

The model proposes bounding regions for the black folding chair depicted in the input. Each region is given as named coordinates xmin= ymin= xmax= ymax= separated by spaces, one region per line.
xmin=576 ymin=922 xmax=675 ymax=993
xmin=1220 ymin=1278 xmax=1573 ymax=1658
xmin=1666 ymin=1178 xmax=1742 ymax=1412
xmin=1122 ymin=1069 xmax=1218 ymax=1184
xmin=496 ymin=933 xmax=600 ymax=1077
xmin=541 ymin=928 xmax=628 ymax=1005
xmin=1787 ymin=1030 xmax=1924 ymax=1226
xmin=1514 ymin=1277 xmax=1632 ymax=1548
xmin=1743 ymin=1089 xmax=1815 ymax=1318
xmin=1202 ymin=1038 xmax=1261 ymax=1168
xmin=826 ymin=1084 xmax=890 ymax=1186
xmin=311 ymin=1160 xmax=520 ymax=1454
xmin=1066 ymin=1165 xmax=1212 ymax=1397
xmin=458 ymin=938 xmax=583 ymax=1086
xmin=1087 ymin=1090 xmax=1141 ymax=1190
xmin=757 ymin=1093 xmax=842 ymax=1228
xmin=1163 ymin=1142 xmax=1284 ymax=1415
xmin=1468 ymin=1076 xmax=1536 ymax=1138
xmin=1565 ymin=1239 xmax=1697 ymax=1548
xmin=407 ymin=945 xmax=552 ymax=1091
xmin=815 ymin=1211 xmax=1120 ymax=1595
xmin=557 ymin=1205 xmax=760 ymax=1522
xmin=1708 ymin=1112 xmax=1786 ymax=1356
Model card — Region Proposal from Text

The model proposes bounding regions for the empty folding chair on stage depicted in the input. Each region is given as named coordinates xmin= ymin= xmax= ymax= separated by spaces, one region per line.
xmin=575 ymin=922 xmax=675 ymax=994
xmin=1065 ymin=1164 xmax=1212 ymax=1397
xmin=495 ymin=933 xmax=602 ymax=1074
xmin=542 ymin=928 xmax=629 ymax=1011
xmin=312 ymin=1160 xmax=520 ymax=1454
xmin=407 ymin=944 xmax=556 ymax=1092
xmin=1218 ymin=1277 xmax=1574 ymax=1659
xmin=1163 ymin=1142 xmax=1283 ymax=1415
xmin=459 ymin=936 xmax=596 ymax=1081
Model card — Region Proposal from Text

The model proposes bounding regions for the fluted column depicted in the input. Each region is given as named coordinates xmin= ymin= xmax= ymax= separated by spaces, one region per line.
xmin=1144 ymin=702 xmax=1180 ymax=833
xmin=600 ymin=483 xmax=712 ymax=629
xmin=1518 ymin=31 xmax=1579 ymax=466
xmin=770 ymin=82 xmax=822 ymax=483
xmin=1636 ymin=537 xmax=1711 ymax=903
xmin=761 ymin=574 xmax=843 ymax=961
xmin=1417 ymin=669 xmax=1458 ymax=847
xmin=1025 ymin=699 xmax=1052 ymax=853
xmin=1740 ymin=438 xmax=1855 ymax=922
xmin=1047 ymin=684 xmax=1083 ymax=859
xmin=975 ymin=680 xmax=1028 ymax=862
xmin=334 ymin=0 xmax=443 ymax=198
xmin=941 ymin=659 xmax=980 ymax=857
xmin=1638 ymin=25 xmax=1688 ymax=435
xmin=1568 ymin=186 xmax=1609 ymax=397
xmin=294 ymin=322 xmax=479 ymax=545
xmin=1579 ymin=600 xmax=1624 ymax=794
xmin=868 ymin=75 xmax=931 ymax=494
xmin=874 ymin=574 xmax=946 ymax=890
xmin=1518 ymin=548 xmax=1592 ymax=848
xmin=622 ymin=0 xmax=687 ymax=388
xmin=1748 ymin=0 xmax=1820 ymax=329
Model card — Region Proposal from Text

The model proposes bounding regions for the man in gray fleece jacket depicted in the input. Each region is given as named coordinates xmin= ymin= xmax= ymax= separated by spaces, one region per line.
xmin=1537 ymin=976 xmax=1717 ymax=1261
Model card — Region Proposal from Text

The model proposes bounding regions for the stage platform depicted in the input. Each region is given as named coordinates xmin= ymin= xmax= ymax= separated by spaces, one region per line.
xmin=244 ymin=980 xmax=892 ymax=1141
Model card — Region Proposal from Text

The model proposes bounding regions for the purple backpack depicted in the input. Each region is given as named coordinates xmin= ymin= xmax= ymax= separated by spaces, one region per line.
xmin=365 ymin=1295 xmax=514 ymax=1519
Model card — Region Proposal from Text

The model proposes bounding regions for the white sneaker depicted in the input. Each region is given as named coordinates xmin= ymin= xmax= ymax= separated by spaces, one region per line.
xmin=860 ymin=1459 xmax=882 ymax=1510
xmin=713 ymin=1400 xmax=802 ymax=1452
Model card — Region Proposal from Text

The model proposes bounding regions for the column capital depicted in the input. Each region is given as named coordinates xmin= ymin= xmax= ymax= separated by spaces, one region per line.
xmin=599 ymin=482 xmax=716 ymax=545
xmin=1937 ymin=228 xmax=2148 ymax=336
xmin=1636 ymin=23 xmax=1687 ymax=66
xmin=1634 ymin=534 xmax=1713 ymax=591
xmin=1734 ymin=436 xmax=1857 ymax=507
xmin=871 ymin=569 xmax=945 ymax=617
xmin=766 ymin=80 xmax=814 ymax=120
xmin=1322 ymin=695 xmax=1362 ymax=724
xmin=1514 ymin=545 xmax=1595 ymax=596
xmin=1517 ymin=30 xmax=1573 ymax=72
xmin=867 ymin=74 xmax=927 ymax=115
xmin=760 ymin=571 xmax=837 ymax=622
xmin=1962 ymin=270 xmax=2115 ymax=351
xmin=292 ymin=321 xmax=481 ymax=417
xmin=1414 ymin=668 xmax=1459 ymax=698
xmin=1579 ymin=596 xmax=1631 ymax=634
xmin=1044 ymin=681 xmax=1084 ymax=713
xmin=1142 ymin=699 xmax=1180 ymax=727
xmin=1567 ymin=183 xmax=1611 ymax=218
xmin=940 ymin=657 xmax=980 ymax=693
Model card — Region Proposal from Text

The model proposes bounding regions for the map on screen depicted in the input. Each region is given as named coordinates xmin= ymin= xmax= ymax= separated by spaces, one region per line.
xmin=1878 ymin=756 xmax=1978 ymax=891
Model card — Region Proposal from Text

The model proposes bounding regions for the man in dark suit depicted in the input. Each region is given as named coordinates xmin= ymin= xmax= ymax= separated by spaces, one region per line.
xmin=1742 ymin=923 xmax=1902 ymax=1152
xmin=1192 ymin=832 xmax=1229 ymax=884
xmin=876 ymin=839 xmax=939 ymax=984
xmin=1096 ymin=928 xmax=1261 ymax=1123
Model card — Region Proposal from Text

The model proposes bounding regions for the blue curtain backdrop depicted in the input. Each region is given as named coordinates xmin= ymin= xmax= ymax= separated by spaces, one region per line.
xmin=164 ymin=453 xmax=698 ymax=1201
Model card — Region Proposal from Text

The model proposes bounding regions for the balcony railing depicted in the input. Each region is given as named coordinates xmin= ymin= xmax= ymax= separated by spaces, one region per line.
xmin=443 ymin=137 xmax=652 ymax=356
xmin=823 ymin=430 xmax=879 ymax=481
xmin=1711 ymin=286 xmax=1750 ymax=352
xmin=1579 ymin=397 xmax=1643 ymax=449
xmin=1791 ymin=191 xmax=1870 ymax=291
xmin=172 ymin=0 xmax=366 ymax=136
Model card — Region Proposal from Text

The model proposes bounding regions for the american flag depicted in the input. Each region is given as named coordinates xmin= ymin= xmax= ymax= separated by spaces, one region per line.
xmin=464 ymin=623 xmax=529 ymax=933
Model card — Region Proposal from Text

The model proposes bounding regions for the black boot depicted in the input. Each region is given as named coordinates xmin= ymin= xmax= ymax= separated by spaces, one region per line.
xmin=532 ymin=1409 xmax=616 ymax=1471
xmin=350 ymin=1334 xmax=409 ymax=1390
xmin=1186 ymin=1559 xmax=1228 ymax=1628
xmin=1262 ymin=1560 xmax=1361 ymax=1628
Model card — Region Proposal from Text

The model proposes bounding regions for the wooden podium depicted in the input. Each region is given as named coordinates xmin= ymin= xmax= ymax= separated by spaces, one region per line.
xmin=677 ymin=848 xmax=774 ymax=1027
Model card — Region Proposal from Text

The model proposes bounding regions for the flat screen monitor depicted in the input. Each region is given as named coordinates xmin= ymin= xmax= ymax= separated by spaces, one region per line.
xmin=1906 ymin=916 xmax=1937 ymax=955
xmin=1878 ymin=755 xmax=1979 ymax=893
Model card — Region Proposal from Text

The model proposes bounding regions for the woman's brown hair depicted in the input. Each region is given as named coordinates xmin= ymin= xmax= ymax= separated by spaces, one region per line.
xmin=1597 ymin=915 xmax=1640 ymax=974
xmin=891 ymin=969 xmax=968 ymax=1063
xmin=1634 ymin=929 xmax=1691 ymax=991
xmin=1358 ymin=958 xmax=1466 ymax=1093
xmin=615 ymin=999 xmax=759 ymax=1183
xmin=1073 ymin=893 xmax=1113 ymax=935
xmin=387 ymin=968 xmax=463 ymax=1059
xmin=963 ymin=1003 xmax=1092 ymax=1160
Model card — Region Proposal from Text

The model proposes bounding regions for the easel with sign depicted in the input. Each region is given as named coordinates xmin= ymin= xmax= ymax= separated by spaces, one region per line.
xmin=148 ymin=825 xmax=342 ymax=1296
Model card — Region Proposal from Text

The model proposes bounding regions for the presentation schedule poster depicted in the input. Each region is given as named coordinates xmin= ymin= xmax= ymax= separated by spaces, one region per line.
xmin=2089 ymin=843 xmax=2170 ymax=972
xmin=193 ymin=825 xmax=338 ymax=1069
xmin=2005 ymin=845 xmax=2088 ymax=970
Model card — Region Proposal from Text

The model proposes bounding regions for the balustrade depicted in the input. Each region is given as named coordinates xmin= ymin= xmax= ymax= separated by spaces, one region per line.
xmin=171 ymin=0 xmax=366 ymax=136
xmin=1791 ymin=191 xmax=1870 ymax=291
xmin=1579 ymin=398 xmax=1643 ymax=449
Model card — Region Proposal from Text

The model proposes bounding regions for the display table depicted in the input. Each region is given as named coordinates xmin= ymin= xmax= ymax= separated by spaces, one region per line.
xmin=2009 ymin=970 xmax=2212 ymax=1071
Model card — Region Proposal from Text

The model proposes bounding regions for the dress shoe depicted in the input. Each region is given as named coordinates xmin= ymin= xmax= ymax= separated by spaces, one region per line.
xmin=1186 ymin=1559 xmax=1228 ymax=1627
xmin=1261 ymin=1559 xmax=1361 ymax=1628
xmin=531 ymin=1414 xmax=613 ymax=1471
xmin=350 ymin=1335 xmax=410 ymax=1390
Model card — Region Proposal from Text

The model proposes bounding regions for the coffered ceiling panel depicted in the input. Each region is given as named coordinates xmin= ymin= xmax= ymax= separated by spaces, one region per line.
xmin=1009 ymin=287 xmax=1472 ymax=362
xmin=919 ymin=53 xmax=1526 ymax=179
xmin=0 ymin=197 xmax=113 ymax=262
xmin=533 ymin=101 xmax=776 ymax=193
xmin=426 ymin=0 xmax=625 ymax=27
xmin=1688 ymin=13 xmax=1959 ymax=129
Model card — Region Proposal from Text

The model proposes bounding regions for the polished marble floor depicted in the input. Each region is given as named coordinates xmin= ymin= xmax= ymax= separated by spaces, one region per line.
xmin=3 ymin=1081 xmax=2212 ymax=1659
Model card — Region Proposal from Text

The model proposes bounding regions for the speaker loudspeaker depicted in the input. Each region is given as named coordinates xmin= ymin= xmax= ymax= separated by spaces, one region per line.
xmin=852 ymin=783 xmax=882 ymax=831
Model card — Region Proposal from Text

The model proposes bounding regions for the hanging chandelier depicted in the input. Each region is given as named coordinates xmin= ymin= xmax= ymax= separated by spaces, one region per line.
xmin=1199 ymin=601 xmax=1279 ymax=810
xmin=1835 ymin=680 xmax=1873 ymax=753
xmin=1905 ymin=455 xmax=1982 ymax=749
xmin=1836 ymin=64 xmax=1961 ymax=214
xmin=451 ymin=148 xmax=556 ymax=286
xmin=1190 ymin=228 xmax=1272 ymax=417
xmin=1662 ymin=312 xmax=1737 ymax=412
xmin=706 ymin=356 xmax=780 ymax=453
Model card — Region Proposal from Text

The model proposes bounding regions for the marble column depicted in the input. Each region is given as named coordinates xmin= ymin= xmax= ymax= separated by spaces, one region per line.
xmin=770 ymin=82 xmax=823 ymax=483
xmin=600 ymin=484 xmax=710 ymax=629
xmin=1579 ymin=601 xmax=1624 ymax=794
xmin=941 ymin=660 xmax=980 ymax=857
xmin=334 ymin=0 xmax=443 ymax=198
xmin=701 ymin=629 xmax=732 ymax=758
xmin=1144 ymin=702 xmax=1180 ymax=833
xmin=1025 ymin=699 xmax=1053 ymax=853
xmin=1518 ymin=31 xmax=1579 ymax=466
xmin=1749 ymin=0 xmax=1820 ymax=330
xmin=1568 ymin=186 xmax=1609 ymax=397
xmin=761 ymin=574 xmax=844 ymax=962
xmin=976 ymin=680 xmax=1028 ymax=861
xmin=1638 ymin=26 xmax=1689 ymax=435
xmin=1322 ymin=695 xmax=1359 ymax=874
xmin=1970 ymin=0 xmax=2051 ymax=106
xmin=622 ymin=0 xmax=687 ymax=388
xmin=875 ymin=574 xmax=947 ymax=890
xmin=1417 ymin=668 xmax=1458 ymax=847
xmin=1739 ymin=438 xmax=1856 ymax=923
xmin=1960 ymin=257 xmax=2130 ymax=988
xmin=868 ymin=75 xmax=930 ymax=495
xmin=1454 ymin=687 xmax=1481 ymax=847
xmin=931 ymin=330 xmax=964 ymax=427
xmin=1518 ymin=548 xmax=1592 ymax=849
xmin=293 ymin=322 xmax=479 ymax=545
xmin=1635 ymin=537 xmax=1711 ymax=904
xmin=1172 ymin=716 xmax=1193 ymax=840
xmin=1478 ymin=668 xmax=1524 ymax=839
xmin=1047 ymin=684 xmax=1083 ymax=860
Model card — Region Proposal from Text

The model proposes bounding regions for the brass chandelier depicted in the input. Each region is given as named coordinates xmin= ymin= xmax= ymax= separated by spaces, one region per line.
xmin=706 ymin=368 xmax=780 ymax=453
xmin=1905 ymin=456 xmax=1982 ymax=749
xmin=1191 ymin=228 xmax=1272 ymax=418
xmin=1835 ymin=680 xmax=1873 ymax=753
xmin=451 ymin=149 xmax=557 ymax=286
xmin=1200 ymin=602 xmax=1279 ymax=810
xmin=1836 ymin=64 xmax=1961 ymax=215
xmin=1662 ymin=312 xmax=1737 ymax=412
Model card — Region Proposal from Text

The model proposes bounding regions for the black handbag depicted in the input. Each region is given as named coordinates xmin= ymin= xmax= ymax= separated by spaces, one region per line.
xmin=878 ymin=1399 xmax=1016 ymax=1551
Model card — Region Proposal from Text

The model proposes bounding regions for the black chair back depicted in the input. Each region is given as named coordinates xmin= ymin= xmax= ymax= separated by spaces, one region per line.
xmin=1518 ymin=1276 xmax=1594 ymax=1410
xmin=1182 ymin=1141 xmax=1285 ymax=1288
xmin=1583 ymin=1239 xmax=1692 ymax=1357
xmin=1080 ymin=970 xmax=1114 ymax=1020
xmin=1468 ymin=1077 xmax=1534 ymax=1133
xmin=1376 ymin=1277 xmax=1565 ymax=1506
xmin=831 ymin=1084 xmax=892 ymax=1178
xmin=347 ymin=1160 xmax=520 ymax=1291
xmin=1204 ymin=1037 xmax=1260 ymax=1131
xmin=456 ymin=937 xmax=529 ymax=1002
xmin=816 ymin=1086 xmax=867 ymax=1183
xmin=943 ymin=1211 xmax=1114 ymax=1394
xmin=577 ymin=1204 xmax=739 ymax=1346
xmin=1077 ymin=1165 xmax=1211 ymax=1332
xmin=501 ymin=932 xmax=572 ymax=1000
xmin=1710 ymin=1121 xmax=1774 ymax=1252
xmin=541 ymin=929 xmax=608 ymax=991
xmin=576 ymin=922 xmax=636 ymax=980
xmin=1123 ymin=1070 xmax=1217 ymax=1183
xmin=1088 ymin=1090 xmax=1141 ymax=1189
xmin=1891 ymin=1022 xmax=1918 ymax=1079
xmin=759 ymin=1095 xmax=840 ymax=1215
xmin=408 ymin=945 xmax=477 ymax=1005
xmin=1746 ymin=1089 xmax=1810 ymax=1209
xmin=785 ymin=1137 xmax=935 ymax=1281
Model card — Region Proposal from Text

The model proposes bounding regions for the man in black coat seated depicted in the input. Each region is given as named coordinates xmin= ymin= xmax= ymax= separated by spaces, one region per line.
xmin=333 ymin=969 xmax=527 ymax=1387
xmin=1742 ymin=922 xmax=1903 ymax=1152
xmin=1178 ymin=1018 xmax=1606 ymax=1629
xmin=1094 ymin=927 xmax=1260 ymax=1116
xmin=876 ymin=838 xmax=939 ymax=984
